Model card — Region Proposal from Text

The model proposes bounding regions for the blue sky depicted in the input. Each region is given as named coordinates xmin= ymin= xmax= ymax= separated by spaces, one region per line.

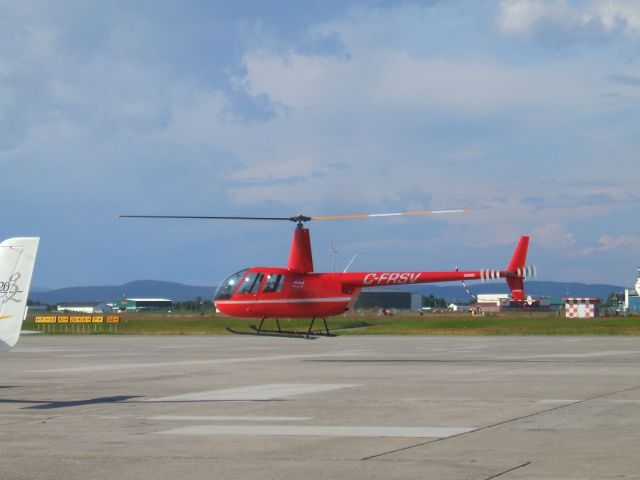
xmin=2 ymin=0 xmax=639 ymax=288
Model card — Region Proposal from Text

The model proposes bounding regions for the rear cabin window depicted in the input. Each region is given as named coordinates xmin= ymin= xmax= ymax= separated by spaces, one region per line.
xmin=262 ymin=274 xmax=284 ymax=293
xmin=237 ymin=272 xmax=264 ymax=294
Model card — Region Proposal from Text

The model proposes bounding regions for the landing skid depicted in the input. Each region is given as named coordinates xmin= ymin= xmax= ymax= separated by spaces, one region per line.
xmin=226 ymin=327 xmax=318 ymax=339
xmin=249 ymin=317 xmax=335 ymax=338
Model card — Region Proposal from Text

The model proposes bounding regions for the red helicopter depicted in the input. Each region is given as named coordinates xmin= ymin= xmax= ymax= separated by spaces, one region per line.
xmin=121 ymin=210 xmax=533 ymax=336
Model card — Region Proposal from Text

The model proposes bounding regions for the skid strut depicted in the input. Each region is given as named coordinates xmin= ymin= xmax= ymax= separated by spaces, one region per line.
xmin=306 ymin=317 xmax=330 ymax=338
xmin=256 ymin=318 xmax=282 ymax=335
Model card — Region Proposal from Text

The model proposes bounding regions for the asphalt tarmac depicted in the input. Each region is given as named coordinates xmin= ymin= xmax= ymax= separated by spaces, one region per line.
xmin=1 ymin=335 xmax=640 ymax=479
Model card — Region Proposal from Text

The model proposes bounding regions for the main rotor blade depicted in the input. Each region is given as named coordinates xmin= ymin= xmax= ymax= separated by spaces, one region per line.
xmin=119 ymin=209 xmax=471 ymax=223
xmin=311 ymin=208 xmax=471 ymax=221
xmin=119 ymin=215 xmax=294 ymax=221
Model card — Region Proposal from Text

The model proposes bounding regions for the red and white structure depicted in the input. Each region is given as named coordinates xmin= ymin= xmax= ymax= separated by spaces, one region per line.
xmin=120 ymin=210 xmax=534 ymax=335
xmin=563 ymin=297 xmax=600 ymax=318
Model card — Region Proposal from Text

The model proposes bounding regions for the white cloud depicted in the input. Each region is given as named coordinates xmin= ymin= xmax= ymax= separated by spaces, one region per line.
xmin=241 ymin=41 xmax=608 ymax=120
xmin=570 ymin=235 xmax=640 ymax=257
xmin=497 ymin=0 xmax=640 ymax=41
xmin=225 ymin=42 xmax=614 ymax=213
xmin=3 ymin=1 xmax=640 ymax=286
xmin=497 ymin=0 xmax=575 ymax=37
xmin=533 ymin=223 xmax=576 ymax=248
xmin=596 ymin=1 xmax=640 ymax=36
xmin=141 ymin=2 xmax=638 ymax=241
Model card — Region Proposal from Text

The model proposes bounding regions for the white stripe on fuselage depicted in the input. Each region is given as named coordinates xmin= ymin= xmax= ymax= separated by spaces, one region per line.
xmin=216 ymin=297 xmax=350 ymax=305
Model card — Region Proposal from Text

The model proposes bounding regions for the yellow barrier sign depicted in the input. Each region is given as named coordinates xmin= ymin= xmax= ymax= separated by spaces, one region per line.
xmin=35 ymin=316 xmax=57 ymax=324
xmin=70 ymin=316 xmax=92 ymax=324
xmin=92 ymin=316 xmax=104 ymax=323
xmin=58 ymin=316 xmax=69 ymax=323
xmin=106 ymin=316 xmax=120 ymax=324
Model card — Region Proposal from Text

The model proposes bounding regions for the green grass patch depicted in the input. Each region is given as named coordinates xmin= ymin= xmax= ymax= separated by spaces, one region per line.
xmin=23 ymin=311 xmax=640 ymax=336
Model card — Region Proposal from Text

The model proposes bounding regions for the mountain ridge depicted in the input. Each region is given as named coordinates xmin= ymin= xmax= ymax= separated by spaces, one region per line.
xmin=28 ymin=279 xmax=624 ymax=304
xmin=29 ymin=280 xmax=216 ymax=304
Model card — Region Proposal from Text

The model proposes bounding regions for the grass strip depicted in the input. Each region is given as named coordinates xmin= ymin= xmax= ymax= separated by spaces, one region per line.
xmin=24 ymin=312 xmax=640 ymax=336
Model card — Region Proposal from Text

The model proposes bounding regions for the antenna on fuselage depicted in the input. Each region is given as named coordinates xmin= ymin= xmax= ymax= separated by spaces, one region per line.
xmin=343 ymin=254 xmax=357 ymax=273
xmin=331 ymin=242 xmax=338 ymax=272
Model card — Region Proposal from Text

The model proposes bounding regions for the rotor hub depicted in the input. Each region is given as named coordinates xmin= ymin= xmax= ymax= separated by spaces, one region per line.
xmin=289 ymin=215 xmax=312 ymax=228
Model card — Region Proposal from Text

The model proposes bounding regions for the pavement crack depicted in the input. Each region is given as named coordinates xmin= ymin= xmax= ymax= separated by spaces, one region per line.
xmin=483 ymin=461 xmax=531 ymax=479
xmin=361 ymin=383 xmax=640 ymax=461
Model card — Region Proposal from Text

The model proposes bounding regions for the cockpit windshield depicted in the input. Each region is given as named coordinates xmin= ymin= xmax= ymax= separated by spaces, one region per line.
xmin=214 ymin=269 xmax=248 ymax=300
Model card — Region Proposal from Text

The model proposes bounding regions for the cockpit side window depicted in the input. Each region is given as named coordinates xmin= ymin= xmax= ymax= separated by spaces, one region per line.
xmin=262 ymin=274 xmax=284 ymax=293
xmin=237 ymin=272 xmax=264 ymax=295
xmin=214 ymin=269 xmax=248 ymax=300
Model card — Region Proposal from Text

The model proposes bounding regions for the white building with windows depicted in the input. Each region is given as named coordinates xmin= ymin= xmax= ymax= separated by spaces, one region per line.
xmin=57 ymin=302 xmax=110 ymax=314
xmin=624 ymin=267 xmax=640 ymax=312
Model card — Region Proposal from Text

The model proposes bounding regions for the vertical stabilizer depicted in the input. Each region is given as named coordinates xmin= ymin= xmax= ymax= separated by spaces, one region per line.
xmin=0 ymin=237 xmax=40 ymax=351
xmin=505 ymin=236 xmax=529 ymax=302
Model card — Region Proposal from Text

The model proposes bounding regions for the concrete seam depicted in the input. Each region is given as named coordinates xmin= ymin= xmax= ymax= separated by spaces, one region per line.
xmin=484 ymin=461 xmax=532 ymax=479
xmin=361 ymin=383 xmax=640 ymax=461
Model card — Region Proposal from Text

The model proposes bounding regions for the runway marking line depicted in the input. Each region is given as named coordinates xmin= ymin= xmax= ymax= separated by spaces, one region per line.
xmin=151 ymin=415 xmax=313 ymax=422
xmin=145 ymin=383 xmax=359 ymax=402
xmin=29 ymin=352 xmax=369 ymax=374
xmin=157 ymin=425 xmax=476 ymax=438
xmin=535 ymin=399 xmax=579 ymax=405
xmin=503 ymin=350 xmax=640 ymax=360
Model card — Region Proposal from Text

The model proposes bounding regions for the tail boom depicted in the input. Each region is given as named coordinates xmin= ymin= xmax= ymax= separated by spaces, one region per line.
xmin=332 ymin=236 xmax=531 ymax=302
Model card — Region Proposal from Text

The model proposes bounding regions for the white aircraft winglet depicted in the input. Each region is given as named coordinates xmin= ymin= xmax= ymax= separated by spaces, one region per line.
xmin=0 ymin=237 xmax=40 ymax=351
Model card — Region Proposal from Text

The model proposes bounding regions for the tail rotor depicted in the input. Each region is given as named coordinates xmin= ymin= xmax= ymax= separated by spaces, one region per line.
xmin=515 ymin=265 xmax=537 ymax=280
xmin=477 ymin=237 xmax=535 ymax=303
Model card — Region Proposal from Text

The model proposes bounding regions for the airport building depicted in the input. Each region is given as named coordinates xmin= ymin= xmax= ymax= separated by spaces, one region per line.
xmin=448 ymin=303 xmax=471 ymax=312
xmin=113 ymin=298 xmax=173 ymax=312
xmin=354 ymin=290 xmax=423 ymax=312
xmin=472 ymin=293 xmax=551 ymax=313
xmin=624 ymin=268 xmax=640 ymax=312
xmin=474 ymin=293 xmax=510 ymax=313
xmin=57 ymin=302 xmax=111 ymax=314
xmin=26 ymin=305 xmax=48 ymax=313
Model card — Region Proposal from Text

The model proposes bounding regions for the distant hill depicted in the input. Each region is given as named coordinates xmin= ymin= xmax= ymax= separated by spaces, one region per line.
xmin=397 ymin=281 xmax=624 ymax=302
xmin=31 ymin=286 xmax=52 ymax=292
xmin=28 ymin=279 xmax=624 ymax=305
xmin=29 ymin=280 xmax=216 ymax=305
